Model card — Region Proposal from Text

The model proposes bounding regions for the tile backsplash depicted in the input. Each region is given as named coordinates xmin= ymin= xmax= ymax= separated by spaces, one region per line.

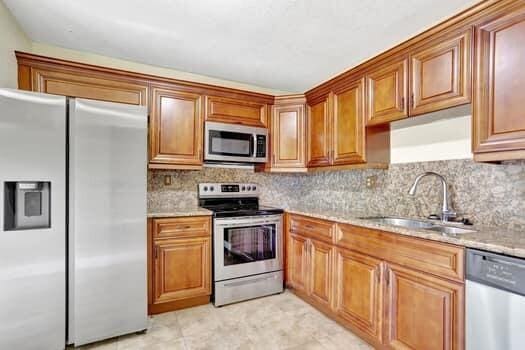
xmin=148 ymin=159 xmax=525 ymax=232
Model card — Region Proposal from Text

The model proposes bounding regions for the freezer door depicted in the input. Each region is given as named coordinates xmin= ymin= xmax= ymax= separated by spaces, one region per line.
xmin=0 ymin=89 xmax=67 ymax=350
xmin=68 ymin=98 xmax=148 ymax=346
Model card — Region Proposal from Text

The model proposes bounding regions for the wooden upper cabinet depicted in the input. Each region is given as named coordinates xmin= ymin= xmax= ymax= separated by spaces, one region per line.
xmin=308 ymin=239 xmax=334 ymax=308
xmin=271 ymin=99 xmax=306 ymax=170
xmin=473 ymin=5 xmax=525 ymax=162
xmin=287 ymin=233 xmax=309 ymax=293
xmin=334 ymin=248 xmax=382 ymax=342
xmin=149 ymin=86 xmax=203 ymax=169
xmin=205 ymin=96 xmax=267 ymax=127
xmin=307 ymin=95 xmax=331 ymax=167
xmin=28 ymin=68 xmax=148 ymax=105
xmin=153 ymin=236 xmax=211 ymax=303
xmin=365 ymin=57 xmax=408 ymax=125
xmin=332 ymin=78 xmax=366 ymax=165
xmin=385 ymin=263 xmax=464 ymax=350
xmin=410 ymin=29 xmax=472 ymax=116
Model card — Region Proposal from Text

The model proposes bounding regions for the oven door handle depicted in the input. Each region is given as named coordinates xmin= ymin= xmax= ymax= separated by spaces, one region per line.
xmin=214 ymin=215 xmax=282 ymax=227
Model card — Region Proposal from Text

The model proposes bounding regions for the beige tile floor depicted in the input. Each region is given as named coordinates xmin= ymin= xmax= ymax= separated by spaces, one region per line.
xmin=79 ymin=290 xmax=372 ymax=350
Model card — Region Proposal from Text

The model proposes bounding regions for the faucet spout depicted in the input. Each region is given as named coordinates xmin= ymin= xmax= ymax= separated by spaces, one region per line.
xmin=408 ymin=172 xmax=456 ymax=222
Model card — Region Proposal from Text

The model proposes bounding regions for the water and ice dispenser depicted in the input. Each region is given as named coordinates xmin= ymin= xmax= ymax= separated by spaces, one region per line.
xmin=4 ymin=181 xmax=51 ymax=230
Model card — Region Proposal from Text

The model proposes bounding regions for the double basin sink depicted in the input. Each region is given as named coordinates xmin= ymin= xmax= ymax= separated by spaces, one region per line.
xmin=361 ymin=217 xmax=476 ymax=235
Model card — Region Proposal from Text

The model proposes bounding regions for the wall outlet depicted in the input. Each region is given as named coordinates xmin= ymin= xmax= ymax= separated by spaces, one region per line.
xmin=366 ymin=175 xmax=377 ymax=189
xmin=163 ymin=175 xmax=172 ymax=186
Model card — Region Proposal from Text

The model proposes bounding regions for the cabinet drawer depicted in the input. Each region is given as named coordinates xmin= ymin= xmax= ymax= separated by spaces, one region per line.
xmin=153 ymin=216 xmax=211 ymax=239
xmin=336 ymin=223 xmax=464 ymax=281
xmin=289 ymin=214 xmax=335 ymax=243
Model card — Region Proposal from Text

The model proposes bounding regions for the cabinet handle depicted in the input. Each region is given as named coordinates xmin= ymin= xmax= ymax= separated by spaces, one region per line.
xmin=272 ymin=153 xmax=275 ymax=164
xmin=376 ymin=265 xmax=381 ymax=284
xmin=154 ymin=247 xmax=158 ymax=260
xmin=411 ymin=94 xmax=414 ymax=108
xmin=401 ymin=97 xmax=405 ymax=110
xmin=385 ymin=268 xmax=390 ymax=286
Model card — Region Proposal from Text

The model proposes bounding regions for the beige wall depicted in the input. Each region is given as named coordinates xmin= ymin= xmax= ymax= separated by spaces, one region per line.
xmin=390 ymin=105 xmax=472 ymax=163
xmin=30 ymin=43 xmax=292 ymax=96
xmin=0 ymin=0 xmax=31 ymax=88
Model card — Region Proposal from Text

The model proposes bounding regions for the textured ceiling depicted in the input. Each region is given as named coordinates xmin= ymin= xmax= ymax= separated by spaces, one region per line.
xmin=5 ymin=0 xmax=480 ymax=93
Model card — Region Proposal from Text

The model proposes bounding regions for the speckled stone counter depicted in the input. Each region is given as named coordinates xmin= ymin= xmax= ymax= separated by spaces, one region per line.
xmin=147 ymin=206 xmax=212 ymax=218
xmin=285 ymin=206 xmax=525 ymax=259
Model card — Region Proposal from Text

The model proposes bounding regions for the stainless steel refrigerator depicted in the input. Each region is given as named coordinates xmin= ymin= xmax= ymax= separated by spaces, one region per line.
xmin=0 ymin=88 xmax=148 ymax=349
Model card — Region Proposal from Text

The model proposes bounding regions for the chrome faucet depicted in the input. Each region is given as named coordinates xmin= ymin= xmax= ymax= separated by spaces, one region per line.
xmin=408 ymin=172 xmax=456 ymax=222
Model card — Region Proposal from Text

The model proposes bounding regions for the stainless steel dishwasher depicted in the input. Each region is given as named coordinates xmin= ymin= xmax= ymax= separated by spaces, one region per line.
xmin=466 ymin=248 xmax=525 ymax=350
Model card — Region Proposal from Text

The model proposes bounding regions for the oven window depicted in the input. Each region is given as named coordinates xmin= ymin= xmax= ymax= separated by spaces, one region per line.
xmin=223 ymin=224 xmax=276 ymax=266
xmin=209 ymin=130 xmax=253 ymax=157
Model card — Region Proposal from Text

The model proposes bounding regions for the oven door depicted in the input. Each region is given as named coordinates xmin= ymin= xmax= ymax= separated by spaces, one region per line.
xmin=204 ymin=122 xmax=268 ymax=163
xmin=214 ymin=215 xmax=282 ymax=281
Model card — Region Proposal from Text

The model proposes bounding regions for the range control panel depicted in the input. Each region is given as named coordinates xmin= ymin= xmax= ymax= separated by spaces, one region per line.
xmin=198 ymin=183 xmax=259 ymax=198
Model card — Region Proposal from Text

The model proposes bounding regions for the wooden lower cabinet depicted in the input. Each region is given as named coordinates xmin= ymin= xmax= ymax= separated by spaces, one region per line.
xmin=385 ymin=263 xmax=464 ymax=350
xmin=308 ymin=239 xmax=334 ymax=307
xmin=285 ymin=213 xmax=465 ymax=350
xmin=287 ymin=233 xmax=309 ymax=293
xmin=149 ymin=216 xmax=212 ymax=314
xmin=334 ymin=248 xmax=383 ymax=342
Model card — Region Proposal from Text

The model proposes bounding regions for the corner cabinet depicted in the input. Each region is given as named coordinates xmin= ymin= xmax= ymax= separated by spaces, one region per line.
xmin=285 ymin=213 xmax=465 ymax=349
xmin=149 ymin=85 xmax=203 ymax=169
xmin=148 ymin=216 xmax=212 ymax=314
xmin=473 ymin=4 xmax=525 ymax=162
xmin=266 ymin=95 xmax=307 ymax=172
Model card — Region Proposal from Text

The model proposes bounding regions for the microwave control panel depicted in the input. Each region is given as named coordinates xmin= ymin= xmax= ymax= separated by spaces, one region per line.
xmin=255 ymin=135 xmax=266 ymax=158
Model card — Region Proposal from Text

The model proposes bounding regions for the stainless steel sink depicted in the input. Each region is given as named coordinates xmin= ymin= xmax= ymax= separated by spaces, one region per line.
xmin=363 ymin=217 xmax=434 ymax=229
xmin=426 ymin=226 xmax=476 ymax=235
xmin=362 ymin=216 xmax=476 ymax=235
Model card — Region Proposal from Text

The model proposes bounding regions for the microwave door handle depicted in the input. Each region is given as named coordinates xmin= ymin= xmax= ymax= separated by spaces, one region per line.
xmin=251 ymin=134 xmax=257 ymax=157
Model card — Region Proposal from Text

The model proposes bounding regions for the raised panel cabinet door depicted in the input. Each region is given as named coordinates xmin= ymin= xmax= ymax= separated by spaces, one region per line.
xmin=308 ymin=239 xmax=334 ymax=307
xmin=365 ymin=57 xmax=408 ymax=125
xmin=334 ymin=248 xmax=383 ymax=341
xmin=385 ymin=264 xmax=464 ymax=350
xmin=287 ymin=233 xmax=309 ymax=293
xmin=31 ymin=68 xmax=148 ymax=105
xmin=150 ymin=87 xmax=203 ymax=167
xmin=410 ymin=29 xmax=472 ymax=116
xmin=272 ymin=104 xmax=306 ymax=168
xmin=473 ymin=5 xmax=525 ymax=160
xmin=307 ymin=96 xmax=331 ymax=167
xmin=332 ymin=78 xmax=366 ymax=165
xmin=205 ymin=96 xmax=267 ymax=127
xmin=153 ymin=236 xmax=211 ymax=303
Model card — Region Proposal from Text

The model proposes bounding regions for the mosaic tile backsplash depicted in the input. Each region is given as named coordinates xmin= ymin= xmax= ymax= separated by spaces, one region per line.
xmin=148 ymin=159 xmax=525 ymax=232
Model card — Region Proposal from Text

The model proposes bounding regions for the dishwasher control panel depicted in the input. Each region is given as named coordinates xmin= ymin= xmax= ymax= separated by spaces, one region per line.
xmin=466 ymin=248 xmax=525 ymax=296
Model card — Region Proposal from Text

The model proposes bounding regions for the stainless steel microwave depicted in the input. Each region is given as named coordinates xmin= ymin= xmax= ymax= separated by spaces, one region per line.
xmin=204 ymin=121 xmax=268 ymax=163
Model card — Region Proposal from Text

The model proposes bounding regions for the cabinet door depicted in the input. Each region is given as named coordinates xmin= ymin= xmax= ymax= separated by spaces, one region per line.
xmin=308 ymin=239 xmax=334 ymax=307
xmin=149 ymin=86 xmax=203 ymax=168
xmin=272 ymin=104 xmax=306 ymax=169
xmin=287 ymin=233 xmax=309 ymax=293
xmin=332 ymin=78 xmax=366 ymax=165
xmin=307 ymin=96 xmax=331 ymax=167
xmin=365 ymin=58 xmax=408 ymax=125
xmin=410 ymin=29 xmax=472 ymax=116
xmin=205 ymin=96 xmax=267 ymax=127
xmin=30 ymin=68 xmax=148 ymax=105
xmin=334 ymin=248 xmax=383 ymax=341
xmin=385 ymin=264 xmax=464 ymax=350
xmin=153 ymin=236 xmax=211 ymax=303
xmin=473 ymin=6 xmax=525 ymax=161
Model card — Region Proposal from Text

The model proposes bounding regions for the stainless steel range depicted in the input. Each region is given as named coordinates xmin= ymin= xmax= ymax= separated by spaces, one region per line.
xmin=198 ymin=183 xmax=284 ymax=306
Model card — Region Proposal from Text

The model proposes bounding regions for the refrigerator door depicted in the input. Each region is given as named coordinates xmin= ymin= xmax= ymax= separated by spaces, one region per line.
xmin=0 ymin=89 xmax=67 ymax=350
xmin=68 ymin=98 xmax=147 ymax=346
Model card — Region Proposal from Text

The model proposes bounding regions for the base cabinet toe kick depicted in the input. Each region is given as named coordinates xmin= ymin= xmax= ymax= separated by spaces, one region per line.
xmin=285 ymin=213 xmax=466 ymax=350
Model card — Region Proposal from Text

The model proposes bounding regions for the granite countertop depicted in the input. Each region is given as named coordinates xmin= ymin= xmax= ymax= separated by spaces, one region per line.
xmin=284 ymin=206 xmax=525 ymax=259
xmin=147 ymin=206 xmax=212 ymax=218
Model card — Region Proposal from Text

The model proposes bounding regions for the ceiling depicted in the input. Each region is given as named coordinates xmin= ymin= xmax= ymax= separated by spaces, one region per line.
xmin=5 ymin=0 xmax=479 ymax=93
